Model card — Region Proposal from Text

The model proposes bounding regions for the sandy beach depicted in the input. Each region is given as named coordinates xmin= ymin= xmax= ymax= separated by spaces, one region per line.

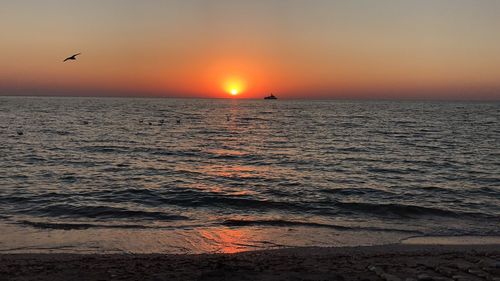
xmin=1 ymin=244 xmax=499 ymax=281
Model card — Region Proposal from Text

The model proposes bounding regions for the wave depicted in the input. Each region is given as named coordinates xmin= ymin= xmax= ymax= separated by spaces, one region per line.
xmin=6 ymin=188 xmax=497 ymax=222
xmin=334 ymin=201 xmax=496 ymax=219
xmin=80 ymin=145 xmax=131 ymax=154
xmin=93 ymin=188 xmax=301 ymax=211
xmin=16 ymin=218 xmax=421 ymax=234
xmin=221 ymin=219 xmax=421 ymax=234
xmin=20 ymin=204 xmax=189 ymax=221
xmin=16 ymin=220 xmax=148 ymax=230
xmin=320 ymin=188 xmax=395 ymax=197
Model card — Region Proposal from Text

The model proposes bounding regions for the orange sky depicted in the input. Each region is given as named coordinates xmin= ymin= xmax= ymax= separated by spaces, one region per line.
xmin=1 ymin=0 xmax=500 ymax=99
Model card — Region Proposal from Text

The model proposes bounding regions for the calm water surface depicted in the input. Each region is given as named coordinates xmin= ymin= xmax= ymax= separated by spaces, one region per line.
xmin=0 ymin=97 xmax=499 ymax=253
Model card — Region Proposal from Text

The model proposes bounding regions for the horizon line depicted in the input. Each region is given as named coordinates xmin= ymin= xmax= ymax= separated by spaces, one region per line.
xmin=1 ymin=94 xmax=499 ymax=103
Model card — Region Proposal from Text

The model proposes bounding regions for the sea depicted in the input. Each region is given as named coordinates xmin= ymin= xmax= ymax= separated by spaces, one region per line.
xmin=0 ymin=96 xmax=499 ymax=253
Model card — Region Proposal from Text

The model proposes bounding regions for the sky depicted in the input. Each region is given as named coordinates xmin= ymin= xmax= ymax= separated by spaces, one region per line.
xmin=1 ymin=0 xmax=500 ymax=99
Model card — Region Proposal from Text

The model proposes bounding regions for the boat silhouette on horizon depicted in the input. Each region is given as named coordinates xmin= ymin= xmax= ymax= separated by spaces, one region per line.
xmin=264 ymin=93 xmax=277 ymax=100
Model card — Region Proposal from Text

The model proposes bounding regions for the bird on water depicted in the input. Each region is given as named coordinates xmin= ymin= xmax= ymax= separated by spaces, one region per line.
xmin=63 ymin=53 xmax=81 ymax=62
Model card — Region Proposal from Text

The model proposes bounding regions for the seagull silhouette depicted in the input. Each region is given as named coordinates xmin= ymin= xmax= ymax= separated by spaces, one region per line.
xmin=63 ymin=53 xmax=81 ymax=62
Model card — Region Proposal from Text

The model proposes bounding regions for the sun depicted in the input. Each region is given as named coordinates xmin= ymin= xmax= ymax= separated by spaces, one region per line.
xmin=223 ymin=78 xmax=246 ymax=97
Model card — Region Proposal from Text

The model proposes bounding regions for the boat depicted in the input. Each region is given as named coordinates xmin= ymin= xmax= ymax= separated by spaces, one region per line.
xmin=264 ymin=93 xmax=277 ymax=100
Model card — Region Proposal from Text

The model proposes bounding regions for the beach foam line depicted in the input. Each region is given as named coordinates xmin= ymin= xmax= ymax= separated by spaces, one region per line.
xmin=221 ymin=219 xmax=422 ymax=234
xmin=402 ymin=235 xmax=500 ymax=245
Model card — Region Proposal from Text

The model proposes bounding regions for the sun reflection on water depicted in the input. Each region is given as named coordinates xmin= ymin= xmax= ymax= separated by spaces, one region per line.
xmin=198 ymin=227 xmax=253 ymax=253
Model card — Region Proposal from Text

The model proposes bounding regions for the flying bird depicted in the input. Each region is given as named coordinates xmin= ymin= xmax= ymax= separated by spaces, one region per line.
xmin=63 ymin=53 xmax=81 ymax=62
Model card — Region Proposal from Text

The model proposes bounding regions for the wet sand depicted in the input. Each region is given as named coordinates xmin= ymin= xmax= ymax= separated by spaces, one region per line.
xmin=1 ymin=244 xmax=499 ymax=281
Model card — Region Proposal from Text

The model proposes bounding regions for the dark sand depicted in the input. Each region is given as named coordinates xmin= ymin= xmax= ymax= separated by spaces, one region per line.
xmin=1 ymin=244 xmax=499 ymax=281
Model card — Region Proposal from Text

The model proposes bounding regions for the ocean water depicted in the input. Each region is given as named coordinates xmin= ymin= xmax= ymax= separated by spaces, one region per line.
xmin=0 ymin=96 xmax=499 ymax=253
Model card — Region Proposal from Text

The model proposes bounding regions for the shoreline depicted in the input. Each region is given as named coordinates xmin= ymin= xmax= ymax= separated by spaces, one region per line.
xmin=1 ymin=244 xmax=499 ymax=281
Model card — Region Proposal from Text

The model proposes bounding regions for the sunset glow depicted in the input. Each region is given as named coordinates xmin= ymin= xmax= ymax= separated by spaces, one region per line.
xmin=0 ymin=1 xmax=499 ymax=100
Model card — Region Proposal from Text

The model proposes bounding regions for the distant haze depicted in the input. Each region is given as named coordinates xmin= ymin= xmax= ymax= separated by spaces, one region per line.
xmin=1 ymin=0 xmax=500 ymax=99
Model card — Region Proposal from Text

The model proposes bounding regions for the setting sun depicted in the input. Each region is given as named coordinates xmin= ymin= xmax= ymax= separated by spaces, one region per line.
xmin=223 ymin=78 xmax=246 ymax=97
